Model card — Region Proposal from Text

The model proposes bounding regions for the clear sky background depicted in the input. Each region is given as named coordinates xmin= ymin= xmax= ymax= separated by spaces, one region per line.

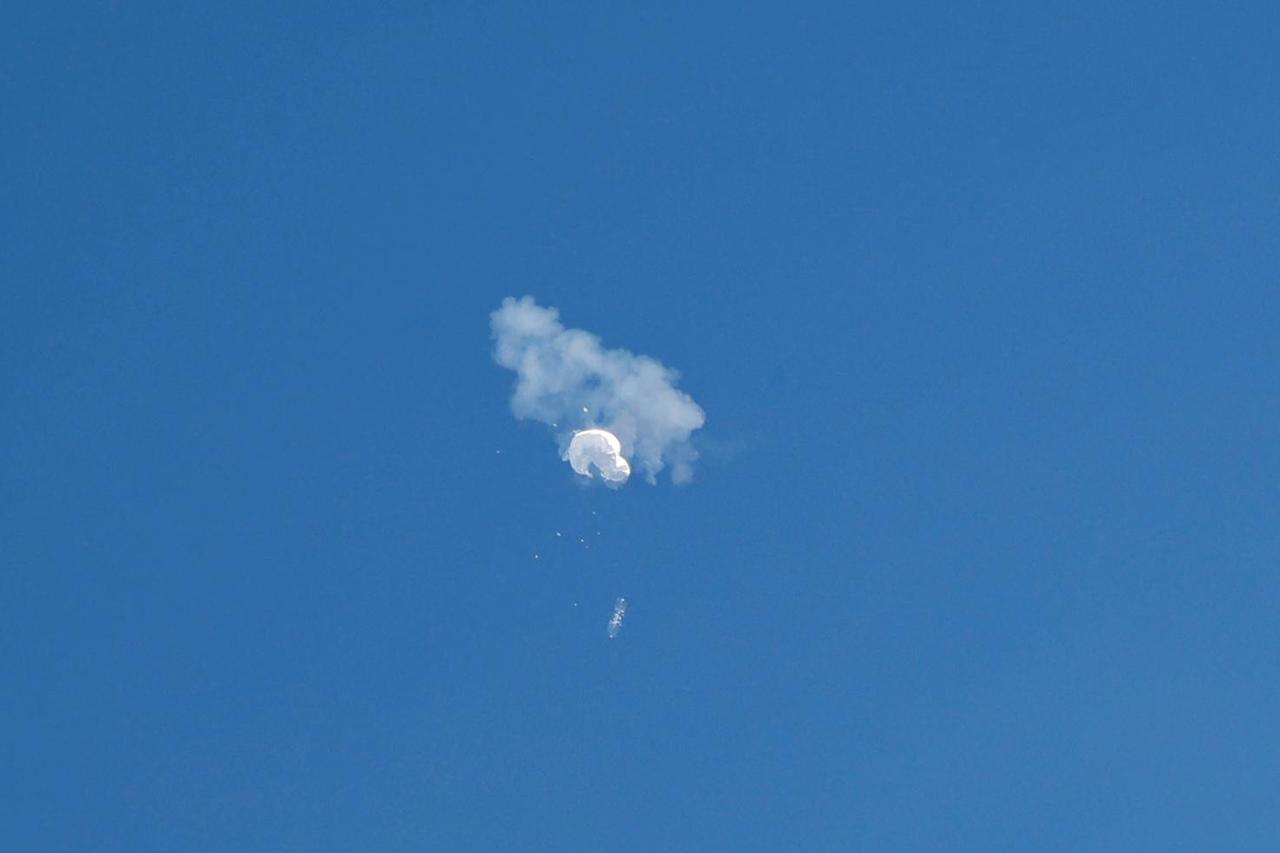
xmin=3 ymin=3 xmax=1278 ymax=850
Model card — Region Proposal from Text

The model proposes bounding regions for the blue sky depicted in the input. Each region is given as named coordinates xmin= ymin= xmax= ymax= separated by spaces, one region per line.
xmin=3 ymin=3 xmax=1278 ymax=849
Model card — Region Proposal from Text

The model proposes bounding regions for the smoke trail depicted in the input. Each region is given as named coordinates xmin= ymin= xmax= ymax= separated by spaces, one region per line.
xmin=490 ymin=296 xmax=706 ymax=484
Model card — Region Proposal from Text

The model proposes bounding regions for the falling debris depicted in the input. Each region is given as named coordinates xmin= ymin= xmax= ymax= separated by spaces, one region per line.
xmin=607 ymin=597 xmax=627 ymax=639
xmin=565 ymin=428 xmax=631 ymax=484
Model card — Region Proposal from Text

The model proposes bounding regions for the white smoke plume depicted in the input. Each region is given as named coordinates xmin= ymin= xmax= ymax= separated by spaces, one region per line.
xmin=490 ymin=296 xmax=706 ymax=484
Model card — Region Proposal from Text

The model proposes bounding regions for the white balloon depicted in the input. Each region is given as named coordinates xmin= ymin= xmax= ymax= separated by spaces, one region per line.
xmin=565 ymin=428 xmax=631 ymax=483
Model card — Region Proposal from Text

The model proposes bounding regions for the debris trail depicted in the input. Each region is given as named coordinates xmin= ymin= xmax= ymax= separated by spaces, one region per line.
xmin=607 ymin=597 xmax=627 ymax=639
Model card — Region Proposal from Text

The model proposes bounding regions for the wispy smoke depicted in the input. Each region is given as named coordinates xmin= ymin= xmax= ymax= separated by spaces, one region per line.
xmin=491 ymin=296 xmax=706 ymax=484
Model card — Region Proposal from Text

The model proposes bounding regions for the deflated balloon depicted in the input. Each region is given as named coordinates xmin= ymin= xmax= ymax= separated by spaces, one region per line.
xmin=565 ymin=428 xmax=631 ymax=483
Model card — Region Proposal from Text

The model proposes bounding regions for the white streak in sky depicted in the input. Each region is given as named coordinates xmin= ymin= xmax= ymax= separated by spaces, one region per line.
xmin=607 ymin=597 xmax=627 ymax=638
